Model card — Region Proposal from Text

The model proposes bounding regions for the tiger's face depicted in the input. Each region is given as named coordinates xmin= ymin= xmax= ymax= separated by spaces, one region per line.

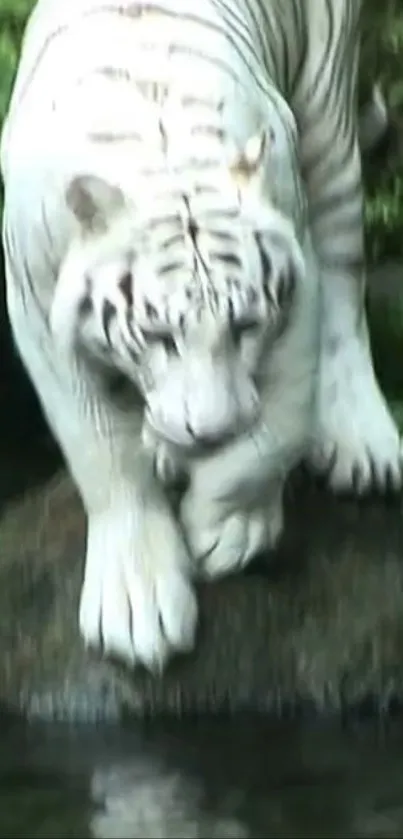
xmin=61 ymin=134 xmax=305 ymax=453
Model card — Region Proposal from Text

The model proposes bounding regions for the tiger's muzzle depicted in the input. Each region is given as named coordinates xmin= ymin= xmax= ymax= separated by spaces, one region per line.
xmin=145 ymin=353 xmax=260 ymax=452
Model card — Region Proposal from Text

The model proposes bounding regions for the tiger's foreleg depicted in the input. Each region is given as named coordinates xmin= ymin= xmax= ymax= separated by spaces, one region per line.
xmin=295 ymin=26 xmax=403 ymax=493
xmin=3 ymin=240 xmax=197 ymax=672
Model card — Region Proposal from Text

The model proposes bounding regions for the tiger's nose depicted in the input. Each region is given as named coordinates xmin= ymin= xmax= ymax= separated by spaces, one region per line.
xmin=185 ymin=421 xmax=234 ymax=449
xmin=185 ymin=394 xmax=260 ymax=448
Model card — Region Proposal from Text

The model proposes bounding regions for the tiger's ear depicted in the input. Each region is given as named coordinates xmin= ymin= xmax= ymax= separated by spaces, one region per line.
xmin=66 ymin=174 xmax=125 ymax=233
xmin=228 ymin=131 xmax=266 ymax=189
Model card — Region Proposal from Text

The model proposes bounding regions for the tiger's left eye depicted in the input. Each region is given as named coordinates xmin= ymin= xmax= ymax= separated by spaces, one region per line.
xmin=275 ymin=269 xmax=295 ymax=308
xmin=143 ymin=330 xmax=178 ymax=355
xmin=161 ymin=334 xmax=177 ymax=354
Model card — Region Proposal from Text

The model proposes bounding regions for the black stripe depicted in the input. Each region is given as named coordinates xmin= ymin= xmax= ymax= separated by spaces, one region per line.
xmin=161 ymin=233 xmax=183 ymax=251
xmin=288 ymin=0 xmax=308 ymax=99
xmin=209 ymin=251 xmax=242 ymax=269
xmin=101 ymin=300 xmax=117 ymax=345
xmin=190 ymin=124 xmax=225 ymax=140
xmin=118 ymin=272 xmax=134 ymax=307
xmin=255 ymin=232 xmax=272 ymax=301
xmin=158 ymin=261 xmax=183 ymax=276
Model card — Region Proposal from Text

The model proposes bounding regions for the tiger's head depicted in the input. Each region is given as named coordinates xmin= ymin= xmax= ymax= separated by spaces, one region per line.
xmin=54 ymin=130 xmax=306 ymax=453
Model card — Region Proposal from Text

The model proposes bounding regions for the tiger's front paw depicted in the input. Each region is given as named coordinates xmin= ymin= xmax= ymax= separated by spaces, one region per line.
xmin=79 ymin=504 xmax=197 ymax=671
xmin=180 ymin=493 xmax=283 ymax=579
xmin=308 ymin=337 xmax=403 ymax=493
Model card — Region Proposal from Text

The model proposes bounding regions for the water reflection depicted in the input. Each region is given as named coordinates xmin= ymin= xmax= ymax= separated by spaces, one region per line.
xmin=91 ymin=756 xmax=248 ymax=837
xmin=2 ymin=717 xmax=403 ymax=837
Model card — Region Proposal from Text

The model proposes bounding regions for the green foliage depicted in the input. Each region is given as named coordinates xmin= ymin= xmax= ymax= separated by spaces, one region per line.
xmin=0 ymin=32 xmax=20 ymax=121
xmin=0 ymin=0 xmax=32 ymax=142
xmin=361 ymin=0 xmax=403 ymax=263
xmin=0 ymin=0 xmax=403 ymax=266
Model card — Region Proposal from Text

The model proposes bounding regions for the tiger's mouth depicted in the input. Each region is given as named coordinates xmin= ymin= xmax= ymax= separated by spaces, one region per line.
xmin=143 ymin=406 xmax=260 ymax=464
xmin=144 ymin=409 xmax=237 ymax=455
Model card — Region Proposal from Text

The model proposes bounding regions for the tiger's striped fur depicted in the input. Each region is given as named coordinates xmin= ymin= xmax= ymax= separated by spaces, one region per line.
xmin=1 ymin=0 xmax=401 ymax=670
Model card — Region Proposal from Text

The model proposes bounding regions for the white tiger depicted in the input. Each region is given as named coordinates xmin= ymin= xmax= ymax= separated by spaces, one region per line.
xmin=1 ymin=0 xmax=401 ymax=671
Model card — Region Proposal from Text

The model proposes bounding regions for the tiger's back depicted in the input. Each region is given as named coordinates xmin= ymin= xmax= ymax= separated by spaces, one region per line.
xmin=1 ymin=0 xmax=359 ymax=338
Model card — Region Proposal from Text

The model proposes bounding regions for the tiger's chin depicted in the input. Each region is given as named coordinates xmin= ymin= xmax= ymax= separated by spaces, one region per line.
xmin=143 ymin=415 xmax=197 ymax=452
xmin=142 ymin=409 xmax=235 ymax=469
xmin=142 ymin=411 xmax=258 ymax=498
xmin=141 ymin=418 xmax=190 ymax=489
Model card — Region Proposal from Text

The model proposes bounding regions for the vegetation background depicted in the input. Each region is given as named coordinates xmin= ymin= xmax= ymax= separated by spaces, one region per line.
xmin=0 ymin=0 xmax=403 ymax=400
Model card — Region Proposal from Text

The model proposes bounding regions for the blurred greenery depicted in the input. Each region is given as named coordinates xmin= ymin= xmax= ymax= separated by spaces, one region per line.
xmin=0 ymin=0 xmax=403 ymax=267
xmin=361 ymin=0 xmax=403 ymax=263
xmin=0 ymin=0 xmax=32 ymax=117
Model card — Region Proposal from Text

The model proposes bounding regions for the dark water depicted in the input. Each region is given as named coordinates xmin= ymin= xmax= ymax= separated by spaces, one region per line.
xmin=2 ymin=716 xmax=403 ymax=838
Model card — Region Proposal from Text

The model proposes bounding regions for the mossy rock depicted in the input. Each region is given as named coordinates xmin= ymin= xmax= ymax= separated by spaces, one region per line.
xmin=1 ymin=467 xmax=403 ymax=722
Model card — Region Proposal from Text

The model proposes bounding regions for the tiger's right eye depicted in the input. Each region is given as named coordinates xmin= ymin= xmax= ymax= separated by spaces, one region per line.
xmin=231 ymin=319 xmax=260 ymax=346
